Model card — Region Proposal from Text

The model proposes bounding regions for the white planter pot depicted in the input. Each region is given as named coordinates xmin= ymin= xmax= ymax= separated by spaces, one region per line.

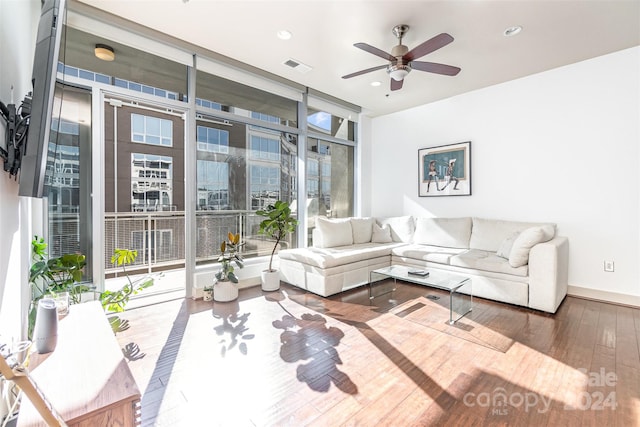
xmin=261 ymin=269 xmax=280 ymax=292
xmin=203 ymin=288 xmax=213 ymax=301
xmin=213 ymin=280 xmax=238 ymax=302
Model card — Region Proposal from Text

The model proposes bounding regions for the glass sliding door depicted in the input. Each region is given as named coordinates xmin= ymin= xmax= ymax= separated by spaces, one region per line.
xmin=103 ymin=97 xmax=186 ymax=297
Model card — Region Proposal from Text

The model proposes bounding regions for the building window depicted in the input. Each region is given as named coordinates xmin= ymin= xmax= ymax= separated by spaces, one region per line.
xmin=131 ymin=113 xmax=173 ymax=146
xmin=251 ymin=111 xmax=281 ymax=125
xmin=131 ymin=153 xmax=174 ymax=211
xmin=197 ymin=160 xmax=229 ymax=210
xmin=250 ymin=165 xmax=280 ymax=210
xmin=197 ymin=126 xmax=229 ymax=153
xmin=250 ymin=135 xmax=280 ymax=161
xmin=307 ymin=159 xmax=319 ymax=177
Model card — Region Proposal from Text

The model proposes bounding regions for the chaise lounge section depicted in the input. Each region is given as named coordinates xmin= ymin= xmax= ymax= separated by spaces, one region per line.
xmin=278 ymin=216 xmax=569 ymax=313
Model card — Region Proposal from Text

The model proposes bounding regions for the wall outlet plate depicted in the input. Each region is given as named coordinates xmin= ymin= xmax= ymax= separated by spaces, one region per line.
xmin=604 ymin=261 xmax=615 ymax=272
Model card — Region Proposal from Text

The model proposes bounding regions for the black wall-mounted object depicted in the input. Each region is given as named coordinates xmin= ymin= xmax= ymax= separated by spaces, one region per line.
xmin=18 ymin=0 xmax=66 ymax=198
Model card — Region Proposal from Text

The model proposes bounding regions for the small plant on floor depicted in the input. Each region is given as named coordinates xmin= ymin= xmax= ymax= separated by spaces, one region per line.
xmin=216 ymin=232 xmax=244 ymax=283
xmin=100 ymin=248 xmax=155 ymax=314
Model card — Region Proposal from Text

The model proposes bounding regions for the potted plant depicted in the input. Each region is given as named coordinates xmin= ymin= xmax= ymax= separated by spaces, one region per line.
xmin=99 ymin=248 xmax=157 ymax=332
xmin=28 ymin=236 xmax=88 ymax=338
xmin=256 ymin=200 xmax=298 ymax=291
xmin=213 ymin=232 xmax=244 ymax=302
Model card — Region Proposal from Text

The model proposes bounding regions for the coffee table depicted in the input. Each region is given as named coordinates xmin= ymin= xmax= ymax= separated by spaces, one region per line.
xmin=369 ymin=265 xmax=472 ymax=324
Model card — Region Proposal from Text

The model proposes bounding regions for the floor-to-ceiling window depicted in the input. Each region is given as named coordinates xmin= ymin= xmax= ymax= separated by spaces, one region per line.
xmin=44 ymin=84 xmax=92 ymax=281
xmin=194 ymin=68 xmax=299 ymax=263
xmin=305 ymin=102 xmax=357 ymax=242
xmin=47 ymin=15 xmax=358 ymax=296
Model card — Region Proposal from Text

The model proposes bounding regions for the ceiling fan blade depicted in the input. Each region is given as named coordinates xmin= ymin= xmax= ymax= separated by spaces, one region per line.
xmin=342 ymin=64 xmax=388 ymax=79
xmin=411 ymin=61 xmax=461 ymax=76
xmin=403 ymin=33 xmax=454 ymax=62
xmin=390 ymin=78 xmax=403 ymax=91
xmin=354 ymin=42 xmax=396 ymax=62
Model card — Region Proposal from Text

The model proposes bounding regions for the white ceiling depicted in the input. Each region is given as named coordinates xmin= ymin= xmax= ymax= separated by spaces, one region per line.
xmin=76 ymin=0 xmax=640 ymax=117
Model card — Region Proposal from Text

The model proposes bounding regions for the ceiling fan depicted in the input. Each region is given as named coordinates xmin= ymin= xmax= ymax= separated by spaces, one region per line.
xmin=342 ymin=24 xmax=461 ymax=91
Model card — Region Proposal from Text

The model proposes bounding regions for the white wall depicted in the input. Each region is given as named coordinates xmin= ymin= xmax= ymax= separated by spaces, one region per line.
xmin=368 ymin=47 xmax=640 ymax=303
xmin=0 ymin=0 xmax=40 ymax=340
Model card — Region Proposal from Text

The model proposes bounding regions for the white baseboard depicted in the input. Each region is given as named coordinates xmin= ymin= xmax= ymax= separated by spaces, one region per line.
xmin=568 ymin=285 xmax=640 ymax=308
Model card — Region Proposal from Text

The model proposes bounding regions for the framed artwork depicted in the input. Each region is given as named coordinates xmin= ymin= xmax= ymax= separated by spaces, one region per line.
xmin=418 ymin=141 xmax=471 ymax=197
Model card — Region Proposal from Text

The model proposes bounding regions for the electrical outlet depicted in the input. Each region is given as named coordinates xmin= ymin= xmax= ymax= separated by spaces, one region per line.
xmin=604 ymin=261 xmax=615 ymax=272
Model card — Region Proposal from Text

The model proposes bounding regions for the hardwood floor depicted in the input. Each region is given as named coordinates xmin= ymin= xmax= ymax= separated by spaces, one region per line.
xmin=114 ymin=282 xmax=640 ymax=426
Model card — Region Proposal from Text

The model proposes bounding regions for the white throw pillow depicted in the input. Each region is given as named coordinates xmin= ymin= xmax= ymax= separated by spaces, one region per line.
xmin=376 ymin=216 xmax=414 ymax=242
xmin=496 ymin=232 xmax=520 ymax=259
xmin=315 ymin=217 xmax=353 ymax=248
xmin=350 ymin=217 xmax=374 ymax=244
xmin=508 ymin=227 xmax=549 ymax=267
xmin=371 ymin=223 xmax=393 ymax=243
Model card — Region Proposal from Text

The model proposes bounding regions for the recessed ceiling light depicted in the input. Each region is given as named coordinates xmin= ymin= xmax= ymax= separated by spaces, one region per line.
xmin=277 ymin=30 xmax=292 ymax=40
xmin=370 ymin=81 xmax=381 ymax=87
xmin=503 ymin=26 xmax=523 ymax=37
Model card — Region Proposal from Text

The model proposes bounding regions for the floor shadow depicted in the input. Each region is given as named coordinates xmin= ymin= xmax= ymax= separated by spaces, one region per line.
xmin=122 ymin=342 xmax=146 ymax=361
xmin=426 ymin=367 xmax=618 ymax=426
xmin=108 ymin=315 xmax=130 ymax=333
xmin=267 ymin=290 xmax=358 ymax=394
xmin=337 ymin=315 xmax=457 ymax=408
xmin=211 ymin=298 xmax=254 ymax=356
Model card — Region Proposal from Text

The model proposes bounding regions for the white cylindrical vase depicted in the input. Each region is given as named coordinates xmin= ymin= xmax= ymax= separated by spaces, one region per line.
xmin=261 ymin=270 xmax=281 ymax=291
xmin=213 ymin=280 xmax=238 ymax=302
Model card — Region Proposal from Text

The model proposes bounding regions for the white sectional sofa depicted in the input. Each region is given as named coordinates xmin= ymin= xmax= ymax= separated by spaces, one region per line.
xmin=278 ymin=216 xmax=569 ymax=313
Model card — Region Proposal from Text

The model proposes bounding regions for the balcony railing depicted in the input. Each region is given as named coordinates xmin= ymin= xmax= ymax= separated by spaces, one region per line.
xmin=103 ymin=210 xmax=296 ymax=273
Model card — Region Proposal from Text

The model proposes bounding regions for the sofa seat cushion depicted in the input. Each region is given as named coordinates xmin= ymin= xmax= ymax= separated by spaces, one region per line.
xmin=450 ymin=249 xmax=529 ymax=277
xmin=278 ymin=242 xmax=402 ymax=269
xmin=391 ymin=244 xmax=467 ymax=265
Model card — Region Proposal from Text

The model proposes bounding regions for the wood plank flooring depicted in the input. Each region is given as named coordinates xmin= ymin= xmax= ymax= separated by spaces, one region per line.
xmin=114 ymin=282 xmax=640 ymax=426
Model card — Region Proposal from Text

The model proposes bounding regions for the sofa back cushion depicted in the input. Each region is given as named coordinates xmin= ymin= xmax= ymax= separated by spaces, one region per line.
xmin=413 ymin=217 xmax=472 ymax=249
xmin=350 ymin=217 xmax=375 ymax=244
xmin=470 ymin=217 xmax=556 ymax=252
xmin=314 ymin=217 xmax=353 ymax=248
xmin=376 ymin=216 xmax=414 ymax=243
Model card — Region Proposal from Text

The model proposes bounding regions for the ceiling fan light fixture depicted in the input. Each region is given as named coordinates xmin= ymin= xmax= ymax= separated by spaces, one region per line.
xmin=387 ymin=64 xmax=411 ymax=81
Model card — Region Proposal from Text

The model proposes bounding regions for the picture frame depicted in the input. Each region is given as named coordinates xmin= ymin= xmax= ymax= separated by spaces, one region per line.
xmin=418 ymin=141 xmax=471 ymax=197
